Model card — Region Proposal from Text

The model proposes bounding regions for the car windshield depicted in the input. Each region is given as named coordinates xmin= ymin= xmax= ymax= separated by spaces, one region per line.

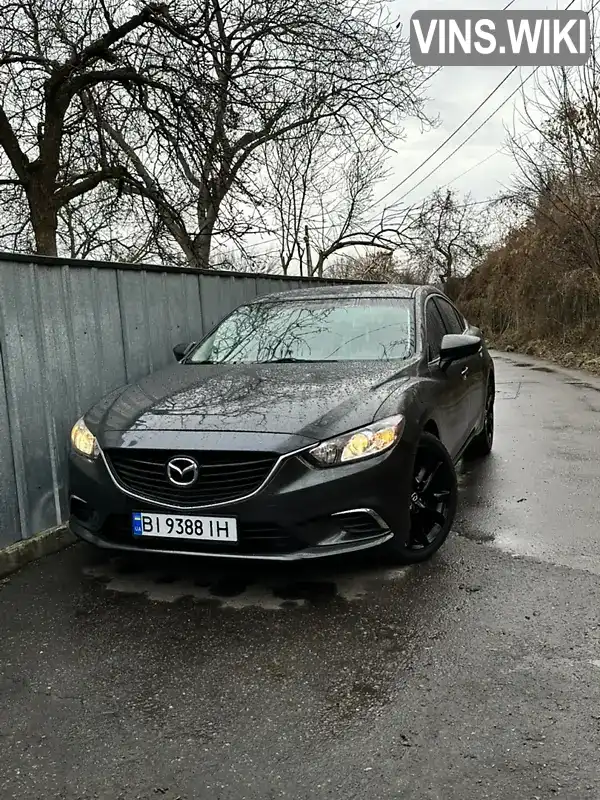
xmin=188 ymin=297 xmax=414 ymax=364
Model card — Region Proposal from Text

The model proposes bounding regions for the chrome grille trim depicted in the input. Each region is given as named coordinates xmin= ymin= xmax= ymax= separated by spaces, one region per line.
xmin=99 ymin=443 xmax=311 ymax=511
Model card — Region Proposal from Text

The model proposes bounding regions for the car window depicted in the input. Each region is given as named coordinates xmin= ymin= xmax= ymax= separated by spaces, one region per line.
xmin=425 ymin=299 xmax=446 ymax=361
xmin=434 ymin=296 xmax=465 ymax=335
xmin=188 ymin=297 xmax=415 ymax=364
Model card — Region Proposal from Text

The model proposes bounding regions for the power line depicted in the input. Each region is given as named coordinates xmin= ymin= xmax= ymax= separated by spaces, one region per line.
xmin=242 ymin=1 xmax=523 ymax=251
xmin=372 ymin=70 xmax=518 ymax=211
xmin=401 ymin=131 xmax=533 ymax=208
xmin=409 ymin=0 xmax=518 ymax=93
xmin=389 ymin=70 xmax=538 ymax=205
xmin=367 ymin=0 xmax=521 ymax=215
xmin=229 ymin=0 xmax=581 ymax=255
xmin=381 ymin=0 xmax=582 ymax=207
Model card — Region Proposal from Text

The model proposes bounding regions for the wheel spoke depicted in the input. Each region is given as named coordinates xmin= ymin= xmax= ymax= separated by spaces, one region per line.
xmin=420 ymin=504 xmax=446 ymax=529
xmin=414 ymin=464 xmax=428 ymax=488
xmin=410 ymin=520 xmax=431 ymax=547
xmin=420 ymin=460 xmax=443 ymax=495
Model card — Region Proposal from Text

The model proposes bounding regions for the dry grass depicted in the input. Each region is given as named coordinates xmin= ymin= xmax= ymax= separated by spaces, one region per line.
xmin=456 ymin=196 xmax=600 ymax=375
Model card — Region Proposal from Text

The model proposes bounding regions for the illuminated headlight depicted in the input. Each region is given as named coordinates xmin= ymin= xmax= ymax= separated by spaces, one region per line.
xmin=307 ymin=415 xmax=405 ymax=467
xmin=70 ymin=417 xmax=99 ymax=458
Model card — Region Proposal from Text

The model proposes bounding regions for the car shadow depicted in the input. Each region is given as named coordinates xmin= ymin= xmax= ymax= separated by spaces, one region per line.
xmin=79 ymin=541 xmax=414 ymax=609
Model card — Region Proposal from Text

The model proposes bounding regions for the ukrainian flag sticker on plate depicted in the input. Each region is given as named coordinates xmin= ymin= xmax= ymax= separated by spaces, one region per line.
xmin=132 ymin=512 xmax=143 ymax=536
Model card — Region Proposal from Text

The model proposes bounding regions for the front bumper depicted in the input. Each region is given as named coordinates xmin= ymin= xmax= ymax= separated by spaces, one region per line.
xmin=68 ymin=439 xmax=414 ymax=561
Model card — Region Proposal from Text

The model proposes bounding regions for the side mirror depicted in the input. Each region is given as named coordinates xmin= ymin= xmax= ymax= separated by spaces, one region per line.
xmin=439 ymin=333 xmax=481 ymax=370
xmin=173 ymin=342 xmax=194 ymax=361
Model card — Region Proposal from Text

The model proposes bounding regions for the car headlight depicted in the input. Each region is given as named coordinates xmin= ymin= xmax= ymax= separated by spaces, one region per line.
xmin=70 ymin=417 xmax=99 ymax=458
xmin=307 ymin=414 xmax=405 ymax=467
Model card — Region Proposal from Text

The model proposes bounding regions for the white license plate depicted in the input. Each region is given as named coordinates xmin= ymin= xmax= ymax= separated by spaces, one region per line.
xmin=132 ymin=512 xmax=238 ymax=542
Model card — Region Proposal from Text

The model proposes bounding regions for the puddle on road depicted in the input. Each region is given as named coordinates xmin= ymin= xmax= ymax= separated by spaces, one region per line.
xmin=83 ymin=557 xmax=411 ymax=609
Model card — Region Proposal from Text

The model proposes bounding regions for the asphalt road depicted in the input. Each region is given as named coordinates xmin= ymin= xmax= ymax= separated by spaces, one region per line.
xmin=2 ymin=351 xmax=600 ymax=800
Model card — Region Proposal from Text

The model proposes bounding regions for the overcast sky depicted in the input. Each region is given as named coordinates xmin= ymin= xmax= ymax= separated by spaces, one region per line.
xmin=374 ymin=0 xmax=574 ymax=211
xmin=235 ymin=0 xmax=586 ymax=265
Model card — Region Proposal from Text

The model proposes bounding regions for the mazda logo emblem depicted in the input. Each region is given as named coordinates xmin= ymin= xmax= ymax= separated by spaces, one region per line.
xmin=166 ymin=456 xmax=199 ymax=486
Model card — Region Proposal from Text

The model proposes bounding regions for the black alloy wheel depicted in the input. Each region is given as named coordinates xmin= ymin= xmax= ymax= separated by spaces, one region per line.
xmin=384 ymin=431 xmax=457 ymax=564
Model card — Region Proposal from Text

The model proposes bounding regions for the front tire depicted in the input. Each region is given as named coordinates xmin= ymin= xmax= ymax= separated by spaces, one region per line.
xmin=383 ymin=431 xmax=457 ymax=564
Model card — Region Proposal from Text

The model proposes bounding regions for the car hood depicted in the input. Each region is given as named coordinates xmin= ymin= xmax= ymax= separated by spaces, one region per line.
xmin=87 ymin=360 xmax=413 ymax=442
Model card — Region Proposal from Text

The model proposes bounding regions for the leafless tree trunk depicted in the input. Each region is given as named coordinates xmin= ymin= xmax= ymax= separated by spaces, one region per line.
xmin=0 ymin=0 xmax=168 ymax=256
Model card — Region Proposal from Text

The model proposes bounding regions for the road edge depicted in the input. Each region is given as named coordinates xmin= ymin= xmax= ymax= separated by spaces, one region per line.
xmin=490 ymin=349 xmax=600 ymax=390
xmin=0 ymin=525 xmax=76 ymax=579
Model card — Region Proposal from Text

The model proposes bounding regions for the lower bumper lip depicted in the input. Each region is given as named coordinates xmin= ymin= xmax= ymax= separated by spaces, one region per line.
xmin=71 ymin=522 xmax=393 ymax=561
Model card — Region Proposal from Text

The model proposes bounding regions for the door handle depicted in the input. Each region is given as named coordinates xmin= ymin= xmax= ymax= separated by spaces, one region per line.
xmin=461 ymin=366 xmax=469 ymax=379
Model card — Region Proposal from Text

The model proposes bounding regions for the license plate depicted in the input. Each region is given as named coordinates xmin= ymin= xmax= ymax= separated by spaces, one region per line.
xmin=132 ymin=512 xmax=238 ymax=542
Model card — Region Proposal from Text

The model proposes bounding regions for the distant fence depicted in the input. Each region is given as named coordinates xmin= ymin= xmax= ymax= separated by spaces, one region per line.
xmin=0 ymin=252 xmax=362 ymax=547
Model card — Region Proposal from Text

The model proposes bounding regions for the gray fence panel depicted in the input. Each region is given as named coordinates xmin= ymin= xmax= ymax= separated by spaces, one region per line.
xmin=0 ymin=346 xmax=19 ymax=547
xmin=85 ymin=267 xmax=129 ymax=397
xmin=209 ymin=274 xmax=260 ymax=330
xmin=0 ymin=264 xmax=57 ymax=536
xmin=144 ymin=270 xmax=179 ymax=372
xmin=0 ymin=253 xmax=369 ymax=546
xmin=180 ymin=272 xmax=204 ymax=343
xmin=117 ymin=269 xmax=156 ymax=383
xmin=254 ymin=276 xmax=288 ymax=298
xmin=35 ymin=265 xmax=84 ymax=526
xmin=199 ymin=273 xmax=255 ymax=334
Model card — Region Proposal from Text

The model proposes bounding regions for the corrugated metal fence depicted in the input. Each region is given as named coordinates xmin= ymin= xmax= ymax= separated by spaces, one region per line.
xmin=0 ymin=252 xmax=357 ymax=547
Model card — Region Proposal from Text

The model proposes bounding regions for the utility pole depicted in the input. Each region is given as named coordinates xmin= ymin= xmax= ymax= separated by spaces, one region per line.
xmin=304 ymin=225 xmax=313 ymax=277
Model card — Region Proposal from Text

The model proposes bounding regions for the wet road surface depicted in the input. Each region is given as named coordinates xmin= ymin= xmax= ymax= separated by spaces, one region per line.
xmin=2 ymin=351 xmax=600 ymax=799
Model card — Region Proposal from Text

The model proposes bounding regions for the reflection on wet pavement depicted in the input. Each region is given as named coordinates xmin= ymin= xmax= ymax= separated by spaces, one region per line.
xmin=456 ymin=353 xmax=600 ymax=573
xmin=83 ymin=552 xmax=411 ymax=608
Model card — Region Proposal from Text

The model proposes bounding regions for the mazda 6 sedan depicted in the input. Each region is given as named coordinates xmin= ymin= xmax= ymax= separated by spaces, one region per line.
xmin=69 ymin=284 xmax=495 ymax=563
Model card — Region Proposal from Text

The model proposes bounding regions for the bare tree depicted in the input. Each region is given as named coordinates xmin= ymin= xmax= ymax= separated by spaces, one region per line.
xmin=0 ymin=0 xmax=169 ymax=256
xmin=258 ymin=127 xmax=323 ymax=275
xmin=506 ymin=53 xmax=600 ymax=275
xmin=403 ymin=189 xmax=489 ymax=287
xmin=259 ymin=134 xmax=419 ymax=277
xmin=102 ymin=0 xmax=430 ymax=269
xmin=325 ymin=250 xmax=422 ymax=283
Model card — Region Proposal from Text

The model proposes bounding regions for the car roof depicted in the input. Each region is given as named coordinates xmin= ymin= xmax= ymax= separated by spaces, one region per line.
xmin=251 ymin=283 xmax=439 ymax=303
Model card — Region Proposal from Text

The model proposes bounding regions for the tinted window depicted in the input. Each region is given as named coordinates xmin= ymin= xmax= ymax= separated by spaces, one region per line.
xmin=188 ymin=298 xmax=415 ymax=364
xmin=425 ymin=300 xmax=446 ymax=360
xmin=434 ymin=297 xmax=464 ymax=335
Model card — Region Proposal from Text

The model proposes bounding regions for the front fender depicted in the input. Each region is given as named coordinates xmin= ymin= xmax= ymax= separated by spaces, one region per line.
xmin=374 ymin=379 xmax=442 ymax=449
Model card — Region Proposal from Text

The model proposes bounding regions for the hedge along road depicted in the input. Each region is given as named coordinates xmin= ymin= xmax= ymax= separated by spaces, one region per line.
xmin=1 ymin=351 xmax=600 ymax=800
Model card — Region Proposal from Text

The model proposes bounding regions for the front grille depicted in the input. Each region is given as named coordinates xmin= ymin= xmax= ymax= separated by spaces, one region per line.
xmin=100 ymin=515 xmax=304 ymax=555
xmin=104 ymin=449 xmax=278 ymax=507
xmin=336 ymin=511 xmax=387 ymax=538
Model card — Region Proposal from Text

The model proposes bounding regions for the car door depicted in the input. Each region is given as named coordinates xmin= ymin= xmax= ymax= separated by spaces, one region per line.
xmin=433 ymin=295 xmax=484 ymax=439
xmin=424 ymin=296 xmax=470 ymax=459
